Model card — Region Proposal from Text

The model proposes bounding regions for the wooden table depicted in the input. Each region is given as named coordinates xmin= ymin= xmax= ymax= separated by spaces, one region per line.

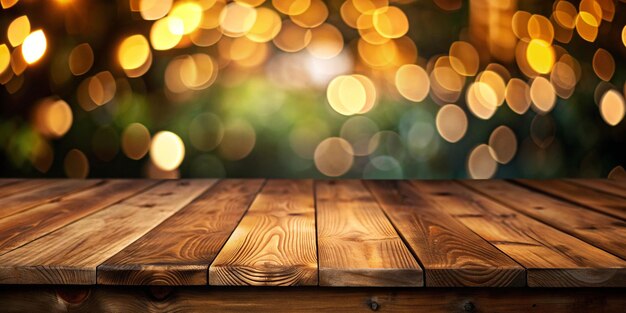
xmin=0 ymin=179 xmax=624 ymax=312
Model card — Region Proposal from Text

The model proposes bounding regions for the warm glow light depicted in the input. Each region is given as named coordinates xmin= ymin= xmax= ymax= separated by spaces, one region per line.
xmin=290 ymin=0 xmax=327 ymax=28
xmin=467 ymin=144 xmax=497 ymax=179
xmin=0 ymin=44 xmax=9 ymax=74
xmin=436 ymin=104 xmax=468 ymax=143
xmin=273 ymin=0 xmax=311 ymax=15
xmin=306 ymin=23 xmax=343 ymax=59
xmin=372 ymin=6 xmax=408 ymax=39
xmin=150 ymin=16 xmax=183 ymax=50
xmin=246 ymin=7 xmax=281 ymax=42
xmin=117 ymin=34 xmax=151 ymax=77
xmin=530 ymin=77 xmax=556 ymax=113
xmin=219 ymin=2 xmax=257 ymax=37
xmin=526 ymin=39 xmax=554 ymax=74
xmin=505 ymin=78 xmax=531 ymax=115
xmin=449 ymin=41 xmax=479 ymax=76
xmin=600 ymin=90 xmax=625 ymax=126
xmin=68 ymin=43 xmax=94 ymax=76
xmin=33 ymin=98 xmax=73 ymax=139
xmin=467 ymin=82 xmax=498 ymax=120
xmin=314 ymin=137 xmax=354 ymax=177
xmin=140 ymin=0 xmax=172 ymax=20
xmin=169 ymin=1 xmax=203 ymax=35
xmin=122 ymin=123 xmax=151 ymax=160
xmin=218 ymin=120 xmax=256 ymax=160
xmin=7 ymin=15 xmax=30 ymax=47
xmin=21 ymin=30 xmax=47 ymax=64
xmin=327 ymin=75 xmax=376 ymax=116
xmin=150 ymin=131 xmax=185 ymax=171
xmin=1 ymin=0 xmax=19 ymax=9
xmin=395 ymin=64 xmax=430 ymax=102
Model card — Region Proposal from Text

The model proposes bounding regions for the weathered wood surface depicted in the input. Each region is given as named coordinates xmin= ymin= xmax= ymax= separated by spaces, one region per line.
xmin=98 ymin=179 xmax=264 ymax=285
xmin=0 ymin=180 xmax=215 ymax=284
xmin=0 ymin=180 xmax=100 ymax=219
xmin=316 ymin=180 xmax=422 ymax=286
xmin=1 ymin=286 xmax=624 ymax=313
xmin=412 ymin=181 xmax=626 ymax=287
xmin=209 ymin=180 xmax=318 ymax=286
xmin=567 ymin=179 xmax=626 ymax=199
xmin=0 ymin=179 xmax=624 ymax=288
xmin=0 ymin=180 xmax=157 ymax=256
xmin=366 ymin=180 xmax=525 ymax=287
xmin=463 ymin=180 xmax=626 ymax=259
xmin=517 ymin=179 xmax=626 ymax=220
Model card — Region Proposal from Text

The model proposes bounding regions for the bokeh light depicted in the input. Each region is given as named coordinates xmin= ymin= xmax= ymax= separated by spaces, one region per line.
xmin=0 ymin=0 xmax=625 ymax=180
xmin=150 ymin=131 xmax=185 ymax=171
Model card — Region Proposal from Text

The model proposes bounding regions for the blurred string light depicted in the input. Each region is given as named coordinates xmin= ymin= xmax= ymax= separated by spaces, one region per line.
xmin=0 ymin=0 xmax=625 ymax=179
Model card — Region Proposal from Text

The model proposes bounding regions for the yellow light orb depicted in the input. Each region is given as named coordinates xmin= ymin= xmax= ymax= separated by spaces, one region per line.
xmin=139 ymin=0 xmax=172 ymax=20
xmin=64 ymin=149 xmax=89 ymax=178
xmin=600 ymin=90 xmax=625 ymax=126
xmin=21 ymin=30 xmax=47 ymax=64
xmin=169 ymin=1 xmax=203 ymax=35
xmin=68 ymin=43 xmax=94 ymax=76
xmin=526 ymin=39 xmax=554 ymax=74
xmin=372 ymin=6 xmax=408 ymax=39
xmin=0 ymin=44 xmax=10 ymax=74
xmin=150 ymin=16 xmax=183 ymax=50
xmin=150 ymin=131 xmax=185 ymax=171
xmin=326 ymin=75 xmax=370 ymax=116
xmin=117 ymin=34 xmax=151 ymax=76
xmin=7 ymin=15 xmax=30 ymax=47
xmin=467 ymin=144 xmax=498 ymax=179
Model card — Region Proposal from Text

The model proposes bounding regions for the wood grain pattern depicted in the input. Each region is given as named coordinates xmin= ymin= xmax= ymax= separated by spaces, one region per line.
xmin=0 ymin=179 xmax=47 ymax=198
xmin=209 ymin=180 xmax=318 ymax=286
xmin=516 ymin=179 xmax=626 ymax=220
xmin=2 ymin=286 xmax=624 ymax=313
xmin=0 ymin=179 xmax=21 ymax=189
xmin=412 ymin=180 xmax=626 ymax=287
xmin=0 ymin=180 xmax=157 ymax=256
xmin=97 ymin=179 xmax=264 ymax=285
xmin=462 ymin=180 xmax=626 ymax=259
xmin=0 ymin=180 xmax=100 ymax=219
xmin=0 ymin=180 xmax=215 ymax=285
xmin=316 ymin=180 xmax=422 ymax=287
xmin=567 ymin=179 xmax=626 ymax=199
xmin=365 ymin=180 xmax=525 ymax=287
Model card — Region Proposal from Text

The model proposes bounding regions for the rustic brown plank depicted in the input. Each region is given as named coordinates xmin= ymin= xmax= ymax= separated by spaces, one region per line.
xmin=97 ymin=179 xmax=264 ymax=286
xmin=516 ymin=179 xmax=626 ymax=220
xmin=209 ymin=180 xmax=317 ymax=286
xmin=567 ymin=179 xmax=626 ymax=199
xmin=2 ymin=286 xmax=625 ymax=313
xmin=0 ymin=180 xmax=158 ymax=256
xmin=316 ymin=180 xmax=423 ymax=287
xmin=0 ymin=179 xmax=44 ymax=198
xmin=0 ymin=179 xmax=100 ymax=219
xmin=0 ymin=179 xmax=22 ymax=189
xmin=412 ymin=180 xmax=626 ymax=287
xmin=0 ymin=180 xmax=215 ymax=285
xmin=365 ymin=180 xmax=525 ymax=287
xmin=462 ymin=180 xmax=626 ymax=260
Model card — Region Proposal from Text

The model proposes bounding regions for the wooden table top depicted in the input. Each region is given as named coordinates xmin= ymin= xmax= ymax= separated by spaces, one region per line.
xmin=0 ymin=179 xmax=624 ymax=288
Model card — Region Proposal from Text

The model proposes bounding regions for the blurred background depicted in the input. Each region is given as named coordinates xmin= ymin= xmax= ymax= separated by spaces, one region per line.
xmin=0 ymin=0 xmax=625 ymax=179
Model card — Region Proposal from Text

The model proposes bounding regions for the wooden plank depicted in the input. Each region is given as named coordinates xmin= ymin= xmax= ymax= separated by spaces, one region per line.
xmin=98 ymin=179 xmax=264 ymax=286
xmin=0 ymin=179 xmax=100 ymax=219
xmin=2 ymin=286 xmax=625 ymax=313
xmin=412 ymin=180 xmax=626 ymax=287
xmin=0 ymin=179 xmax=22 ymax=189
xmin=0 ymin=180 xmax=215 ymax=285
xmin=366 ymin=180 xmax=525 ymax=287
xmin=516 ymin=179 xmax=626 ymax=220
xmin=0 ymin=180 xmax=158 ymax=256
xmin=209 ymin=180 xmax=317 ymax=286
xmin=316 ymin=180 xmax=423 ymax=287
xmin=462 ymin=180 xmax=626 ymax=260
xmin=567 ymin=179 xmax=626 ymax=199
